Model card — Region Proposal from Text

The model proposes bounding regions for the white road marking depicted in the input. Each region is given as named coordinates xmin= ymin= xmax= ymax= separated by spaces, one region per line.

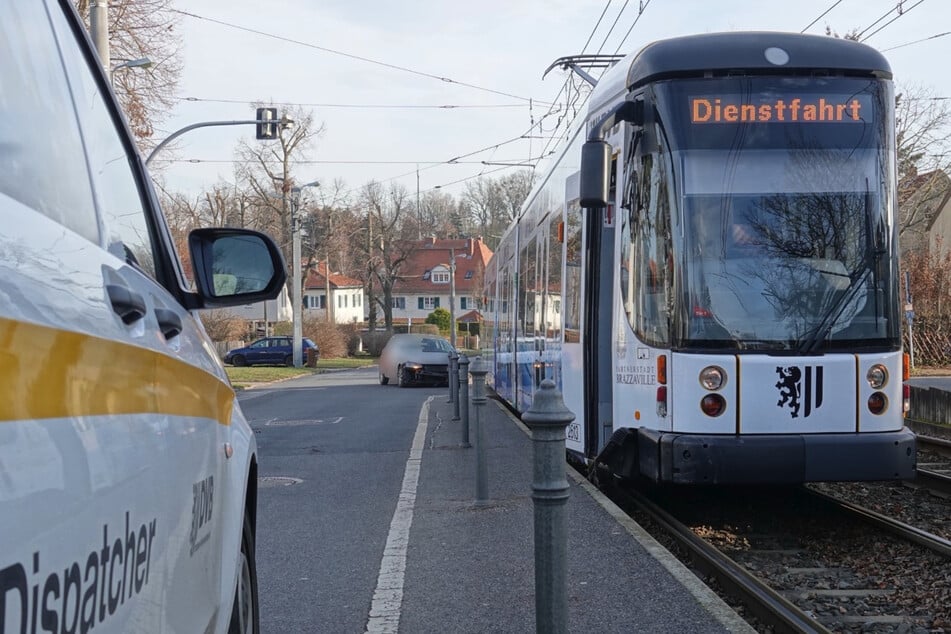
xmin=365 ymin=396 xmax=431 ymax=634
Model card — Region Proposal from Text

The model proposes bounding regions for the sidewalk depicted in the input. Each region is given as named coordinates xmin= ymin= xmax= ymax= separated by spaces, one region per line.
xmin=392 ymin=393 xmax=754 ymax=633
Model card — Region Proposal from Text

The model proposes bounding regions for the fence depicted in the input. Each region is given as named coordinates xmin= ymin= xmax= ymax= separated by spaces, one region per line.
xmin=213 ymin=340 xmax=245 ymax=358
xmin=907 ymin=385 xmax=951 ymax=426
xmin=905 ymin=316 xmax=951 ymax=367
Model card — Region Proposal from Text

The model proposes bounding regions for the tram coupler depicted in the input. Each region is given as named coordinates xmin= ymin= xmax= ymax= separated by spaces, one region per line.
xmin=590 ymin=428 xmax=640 ymax=485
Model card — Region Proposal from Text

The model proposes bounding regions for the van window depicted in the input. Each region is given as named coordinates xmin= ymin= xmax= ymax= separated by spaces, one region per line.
xmin=47 ymin=1 xmax=158 ymax=279
xmin=0 ymin=2 xmax=98 ymax=242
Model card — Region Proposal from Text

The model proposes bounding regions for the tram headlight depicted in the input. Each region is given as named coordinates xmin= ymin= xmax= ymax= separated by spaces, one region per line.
xmin=866 ymin=364 xmax=888 ymax=389
xmin=700 ymin=394 xmax=726 ymax=417
xmin=699 ymin=366 xmax=726 ymax=391
xmin=867 ymin=391 xmax=888 ymax=415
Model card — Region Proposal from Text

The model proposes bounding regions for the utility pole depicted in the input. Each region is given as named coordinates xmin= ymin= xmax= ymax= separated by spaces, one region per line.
xmin=290 ymin=181 xmax=320 ymax=367
xmin=89 ymin=0 xmax=110 ymax=71
xmin=325 ymin=210 xmax=334 ymax=323
xmin=324 ymin=258 xmax=333 ymax=323
xmin=449 ymin=247 xmax=457 ymax=349
xmin=291 ymin=193 xmax=303 ymax=367
xmin=416 ymin=165 xmax=422 ymax=240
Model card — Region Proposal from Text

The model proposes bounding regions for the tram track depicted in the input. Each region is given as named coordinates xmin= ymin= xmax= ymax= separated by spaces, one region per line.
xmin=601 ymin=478 xmax=951 ymax=633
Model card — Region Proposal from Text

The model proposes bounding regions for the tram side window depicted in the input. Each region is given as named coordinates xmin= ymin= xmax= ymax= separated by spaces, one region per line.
xmin=626 ymin=129 xmax=672 ymax=347
xmin=547 ymin=214 xmax=563 ymax=341
xmin=563 ymin=199 xmax=583 ymax=343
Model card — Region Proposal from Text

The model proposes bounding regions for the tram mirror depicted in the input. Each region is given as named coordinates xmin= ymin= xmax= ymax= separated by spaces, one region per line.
xmin=580 ymin=140 xmax=610 ymax=208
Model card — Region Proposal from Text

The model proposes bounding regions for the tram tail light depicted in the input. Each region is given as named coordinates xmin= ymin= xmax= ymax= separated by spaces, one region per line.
xmin=656 ymin=386 xmax=668 ymax=417
xmin=903 ymin=383 xmax=911 ymax=414
xmin=657 ymin=354 xmax=667 ymax=385
xmin=867 ymin=392 xmax=888 ymax=415
xmin=700 ymin=393 xmax=726 ymax=417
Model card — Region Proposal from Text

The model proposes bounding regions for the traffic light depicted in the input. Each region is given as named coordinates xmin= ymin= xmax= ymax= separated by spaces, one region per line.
xmin=256 ymin=107 xmax=278 ymax=140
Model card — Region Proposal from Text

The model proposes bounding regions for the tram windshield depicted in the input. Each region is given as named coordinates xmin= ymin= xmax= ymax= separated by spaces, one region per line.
xmin=653 ymin=77 xmax=900 ymax=351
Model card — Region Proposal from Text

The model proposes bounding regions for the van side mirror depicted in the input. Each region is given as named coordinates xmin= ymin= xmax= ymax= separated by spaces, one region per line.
xmin=188 ymin=228 xmax=288 ymax=307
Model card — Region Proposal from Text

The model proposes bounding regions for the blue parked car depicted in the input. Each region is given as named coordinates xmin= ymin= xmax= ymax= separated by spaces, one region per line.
xmin=224 ymin=336 xmax=319 ymax=367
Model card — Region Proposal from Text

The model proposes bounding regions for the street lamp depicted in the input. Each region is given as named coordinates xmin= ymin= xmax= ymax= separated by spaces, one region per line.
xmin=448 ymin=248 xmax=468 ymax=350
xmin=291 ymin=180 xmax=320 ymax=368
xmin=110 ymin=57 xmax=152 ymax=87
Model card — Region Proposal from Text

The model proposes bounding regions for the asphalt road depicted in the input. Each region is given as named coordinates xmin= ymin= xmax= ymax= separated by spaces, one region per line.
xmin=236 ymin=367 xmax=441 ymax=634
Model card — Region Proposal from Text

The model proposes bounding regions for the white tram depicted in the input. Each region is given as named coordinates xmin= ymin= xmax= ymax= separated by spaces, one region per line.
xmin=482 ymin=32 xmax=917 ymax=484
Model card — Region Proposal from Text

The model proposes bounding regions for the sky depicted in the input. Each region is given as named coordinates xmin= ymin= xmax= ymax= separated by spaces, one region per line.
xmin=151 ymin=0 xmax=951 ymax=204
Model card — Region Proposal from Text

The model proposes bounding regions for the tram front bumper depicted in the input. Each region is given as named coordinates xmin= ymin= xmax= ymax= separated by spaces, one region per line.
xmin=636 ymin=427 xmax=917 ymax=484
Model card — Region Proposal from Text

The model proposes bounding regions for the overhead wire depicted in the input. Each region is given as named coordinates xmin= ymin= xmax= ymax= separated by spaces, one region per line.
xmin=327 ymin=1 xmax=619 ymax=196
xmin=613 ymin=0 xmax=654 ymax=54
xmin=855 ymin=2 xmax=906 ymax=40
xmin=533 ymin=0 xmax=654 ymax=166
xmin=861 ymin=0 xmax=927 ymax=41
xmin=171 ymin=9 xmax=548 ymax=104
xmin=180 ymin=97 xmax=528 ymax=109
xmin=801 ymin=0 xmax=846 ymax=33
xmin=595 ymin=0 xmax=632 ymax=55
xmin=167 ymin=2 xmax=644 ymax=200
xmin=881 ymin=30 xmax=951 ymax=51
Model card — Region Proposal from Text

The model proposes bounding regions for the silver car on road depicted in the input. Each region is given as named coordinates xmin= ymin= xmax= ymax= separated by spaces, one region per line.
xmin=379 ymin=334 xmax=454 ymax=387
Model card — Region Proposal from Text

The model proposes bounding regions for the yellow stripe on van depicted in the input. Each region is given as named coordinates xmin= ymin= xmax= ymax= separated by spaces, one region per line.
xmin=0 ymin=317 xmax=234 ymax=425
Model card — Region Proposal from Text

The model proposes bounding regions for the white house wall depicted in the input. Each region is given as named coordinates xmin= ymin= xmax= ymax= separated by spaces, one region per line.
xmin=928 ymin=197 xmax=951 ymax=259
xmin=220 ymin=286 xmax=292 ymax=322
xmin=380 ymin=293 xmax=475 ymax=323
xmin=304 ymin=288 xmax=365 ymax=324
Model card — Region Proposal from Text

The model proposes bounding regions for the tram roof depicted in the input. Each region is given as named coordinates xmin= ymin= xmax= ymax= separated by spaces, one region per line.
xmin=588 ymin=31 xmax=892 ymax=114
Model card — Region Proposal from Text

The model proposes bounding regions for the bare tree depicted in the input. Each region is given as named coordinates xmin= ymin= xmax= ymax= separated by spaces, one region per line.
xmin=463 ymin=177 xmax=503 ymax=239
xmin=496 ymin=170 xmax=536 ymax=223
xmin=74 ymin=0 xmax=182 ymax=148
xmin=896 ymin=86 xmax=951 ymax=253
xmin=420 ymin=190 xmax=462 ymax=238
xmin=361 ymin=182 xmax=417 ymax=331
xmin=233 ymin=105 xmax=325 ymax=269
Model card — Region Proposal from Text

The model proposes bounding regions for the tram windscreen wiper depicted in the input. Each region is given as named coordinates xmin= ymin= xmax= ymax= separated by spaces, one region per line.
xmin=797 ymin=182 xmax=878 ymax=355
xmin=797 ymin=267 xmax=871 ymax=354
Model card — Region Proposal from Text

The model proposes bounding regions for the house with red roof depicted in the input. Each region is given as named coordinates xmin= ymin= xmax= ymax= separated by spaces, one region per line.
xmin=383 ymin=237 xmax=493 ymax=326
xmin=303 ymin=259 xmax=366 ymax=324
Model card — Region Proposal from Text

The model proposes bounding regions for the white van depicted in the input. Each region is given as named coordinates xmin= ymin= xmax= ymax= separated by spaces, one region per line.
xmin=0 ymin=2 xmax=284 ymax=633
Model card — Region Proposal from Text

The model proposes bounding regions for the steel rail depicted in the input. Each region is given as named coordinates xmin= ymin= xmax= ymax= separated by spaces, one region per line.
xmin=608 ymin=484 xmax=830 ymax=634
xmin=806 ymin=488 xmax=951 ymax=558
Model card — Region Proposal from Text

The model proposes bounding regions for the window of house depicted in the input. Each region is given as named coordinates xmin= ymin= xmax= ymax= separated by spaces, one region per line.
xmin=422 ymin=270 xmax=431 ymax=280
xmin=392 ymin=297 xmax=405 ymax=309
xmin=432 ymin=270 xmax=450 ymax=284
xmin=418 ymin=297 xmax=439 ymax=310
xmin=464 ymin=270 xmax=473 ymax=279
xmin=460 ymin=297 xmax=468 ymax=310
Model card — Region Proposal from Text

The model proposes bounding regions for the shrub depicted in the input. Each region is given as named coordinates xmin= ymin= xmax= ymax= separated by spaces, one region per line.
xmin=363 ymin=330 xmax=392 ymax=356
xmin=409 ymin=323 xmax=439 ymax=335
xmin=425 ymin=307 xmax=451 ymax=333
xmin=302 ymin=315 xmax=348 ymax=358
xmin=199 ymin=309 xmax=243 ymax=341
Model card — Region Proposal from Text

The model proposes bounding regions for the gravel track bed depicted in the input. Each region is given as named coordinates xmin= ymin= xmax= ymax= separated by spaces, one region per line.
xmin=623 ymin=484 xmax=951 ymax=633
